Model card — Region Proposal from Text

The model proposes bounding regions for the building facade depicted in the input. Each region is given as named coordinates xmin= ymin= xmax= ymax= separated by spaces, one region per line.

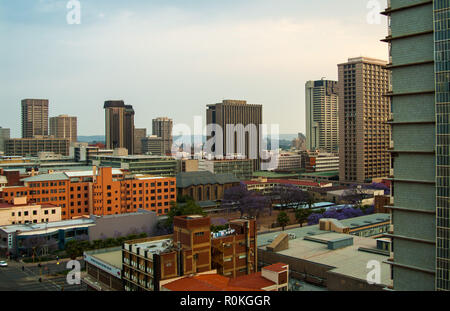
xmin=0 ymin=127 xmax=10 ymax=153
xmin=0 ymin=167 xmax=176 ymax=219
xmin=50 ymin=115 xmax=77 ymax=143
xmin=4 ymin=137 xmax=70 ymax=157
xmin=152 ymin=117 xmax=173 ymax=155
xmin=305 ymin=80 xmax=339 ymax=153
xmin=21 ymin=99 xmax=49 ymax=138
xmin=382 ymin=0 xmax=448 ymax=291
xmin=211 ymin=218 xmax=258 ymax=278
xmin=133 ymin=128 xmax=147 ymax=155
xmin=122 ymin=215 xmax=257 ymax=291
xmin=275 ymin=153 xmax=302 ymax=172
xmin=302 ymin=151 xmax=340 ymax=173
xmin=206 ymin=100 xmax=263 ymax=171
xmin=104 ymin=101 xmax=135 ymax=155
xmin=91 ymin=155 xmax=178 ymax=176
xmin=141 ymin=136 xmax=164 ymax=156
xmin=338 ymin=57 xmax=391 ymax=183
xmin=0 ymin=197 xmax=61 ymax=226
xmin=199 ymin=158 xmax=253 ymax=181
xmin=176 ymin=171 xmax=240 ymax=202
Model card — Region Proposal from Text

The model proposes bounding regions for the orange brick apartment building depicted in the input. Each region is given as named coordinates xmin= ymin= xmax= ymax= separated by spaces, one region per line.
xmin=0 ymin=167 xmax=176 ymax=220
xmin=122 ymin=215 xmax=257 ymax=291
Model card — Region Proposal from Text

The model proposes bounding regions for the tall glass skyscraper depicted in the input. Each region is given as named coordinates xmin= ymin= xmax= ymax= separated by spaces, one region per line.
xmin=383 ymin=0 xmax=449 ymax=291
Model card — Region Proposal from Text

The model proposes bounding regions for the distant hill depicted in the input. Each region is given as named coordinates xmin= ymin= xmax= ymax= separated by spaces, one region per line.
xmin=78 ymin=135 xmax=105 ymax=143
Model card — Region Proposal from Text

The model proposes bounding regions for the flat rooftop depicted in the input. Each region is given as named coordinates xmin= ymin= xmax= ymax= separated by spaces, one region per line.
xmin=128 ymin=238 xmax=173 ymax=255
xmin=0 ymin=217 xmax=95 ymax=234
xmin=268 ymin=233 xmax=390 ymax=285
xmin=86 ymin=247 xmax=123 ymax=270
xmin=257 ymin=213 xmax=390 ymax=246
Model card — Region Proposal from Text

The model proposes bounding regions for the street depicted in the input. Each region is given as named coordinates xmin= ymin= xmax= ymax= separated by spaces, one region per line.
xmin=0 ymin=260 xmax=87 ymax=291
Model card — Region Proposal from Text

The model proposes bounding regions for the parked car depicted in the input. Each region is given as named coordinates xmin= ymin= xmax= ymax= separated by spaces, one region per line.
xmin=0 ymin=261 xmax=8 ymax=267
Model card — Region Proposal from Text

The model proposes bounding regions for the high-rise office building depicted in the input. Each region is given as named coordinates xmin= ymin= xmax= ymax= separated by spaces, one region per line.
xmin=305 ymin=80 xmax=339 ymax=153
xmin=338 ymin=57 xmax=391 ymax=183
xmin=134 ymin=128 xmax=147 ymax=155
xmin=21 ymin=99 xmax=49 ymax=138
xmin=382 ymin=0 xmax=449 ymax=291
xmin=104 ymin=101 xmax=135 ymax=154
xmin=50 ymin=115 xmax=77 ymax=142
xmin=0 ymin=127 xmax=10 ymax=153
xmin=206 ymin=100 xmax=262 ymax=171
xmin=152 ymin=117 xmax=173 ymax=155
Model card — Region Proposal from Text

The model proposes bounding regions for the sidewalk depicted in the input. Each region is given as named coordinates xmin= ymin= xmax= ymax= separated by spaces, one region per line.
xmin=18 ymin=256 xmax=84 ymax=267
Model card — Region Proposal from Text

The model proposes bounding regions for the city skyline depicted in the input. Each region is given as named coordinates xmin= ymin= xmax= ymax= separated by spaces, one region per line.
xmin=0 ymin=0 xmax=388 ymax=137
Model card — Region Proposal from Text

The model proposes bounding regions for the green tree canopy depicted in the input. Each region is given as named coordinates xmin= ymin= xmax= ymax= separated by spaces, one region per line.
xmin=277 ymin=211 xmax=290 ymax=231
xmin=295 ymin=208 xmax=312 ymax=227
xmin=164 ymin=200 xmax=206 ymax=230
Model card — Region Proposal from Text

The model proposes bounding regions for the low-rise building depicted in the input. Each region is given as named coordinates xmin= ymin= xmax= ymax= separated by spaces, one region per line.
xmin=302 ymin=151 xmax=339 ymax=173
xmin=161 ymin=263 xmax=289 ymax=291
xmin=83 ymin=247 xmax=124 ymax=291
xmin=257 ymin=214 xmax=392 ymax=291
xmin=176 ymin=159 xmax=199 ymax=173
xmin=91 ymin=155 xmax=177 ymax=176
xmin=274 ymin=153 xmax=302 ymax=172
xmin=0 ymin=167 xmax=176 ymax=219
xmin=0 ymin=197 xmax=61 ymax=226
xmin=326 ymin=188 xmax=385 ymax=205
xmin=122 ymin=215 xmax=257 ymax=291
xmin=176 ymin=171 xmax=240 ymax=202
xmin=243 ymin=177 xmax=332 ymax=195
xmin=5 ymin=137 xmax=70 ymax=157
xmin=0 ymin=209 xmax=161 ymax=257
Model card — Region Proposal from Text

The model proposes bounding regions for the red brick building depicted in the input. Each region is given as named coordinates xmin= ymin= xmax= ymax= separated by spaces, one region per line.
xmin=122 ymin=215 xmax=258 ymax=291
xmin=0 ymin=167 xmax=176 ymax=219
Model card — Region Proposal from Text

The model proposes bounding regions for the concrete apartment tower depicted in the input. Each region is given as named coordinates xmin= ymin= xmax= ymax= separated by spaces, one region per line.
xmin=21 ymin=99 xmax=49 ymax=138
xmin=50 ymin=115 xmax=77 ymax=142
xmin=104 ymin=101 xmax=135 ymax=154
xmin=338 ymin=57 xmax=391 ymax=183
xmin=152 ymin=117 xmax=173 ymax=155
xmin=305 ymin=79 xmax=339 ymax=153
xmin=382 ymin=0 xmax=449 ymax=291
xmin=206 ymin=100 xmax=263 ymax=171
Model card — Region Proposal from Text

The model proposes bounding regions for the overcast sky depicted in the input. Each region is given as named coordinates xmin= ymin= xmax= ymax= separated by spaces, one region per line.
xmin=0 ymin=0 xmax=388 ymax=137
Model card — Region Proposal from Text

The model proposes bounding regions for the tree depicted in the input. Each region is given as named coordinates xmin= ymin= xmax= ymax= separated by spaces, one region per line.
xmin=295 ymin=209 xmax=312 ymax=227
xmin=164 ymin=200 xmax=206 ymax=231
xmin=277 ymin=211 xmax=290 ymax=231
xmin=273 ymin=184 xmax=309 ymax=210
xmin=307 ymin=213 xmax=323 ymax=225
xmin=223 ymin=184 xmax=270 ymax=218
xmin=368 ymin=182 xmax=390 ymax=195
xmin=240 ymin=192 xmax=270 ymax=218
xmin=339 ymin=185 xmax=368 ymax=208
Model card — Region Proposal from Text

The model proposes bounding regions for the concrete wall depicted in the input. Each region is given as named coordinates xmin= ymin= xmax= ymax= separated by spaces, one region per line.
xmin=89 ymin=210 xmax=159 ymax=241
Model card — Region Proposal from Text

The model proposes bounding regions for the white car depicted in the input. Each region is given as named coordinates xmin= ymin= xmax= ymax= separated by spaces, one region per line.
xmin=0 ymin=261 xmax=7 ymax=267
